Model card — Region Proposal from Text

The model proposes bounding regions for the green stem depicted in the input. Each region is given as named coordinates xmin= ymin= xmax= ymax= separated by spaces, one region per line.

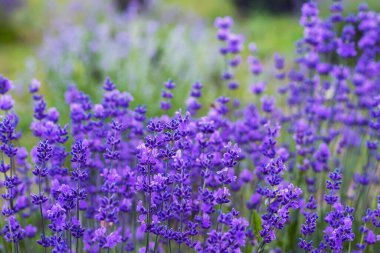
xmin=76 ymin=164 xmax=81 ymax=253
xmin=2 ymin=236 xmax=9 ymax=253
xmin=202 ymin=168 xmax=208 ymax=191
xmin=76 ymin=238 xmax=79 ymax=253
xmin=69 ymin=212 xmax=72 ymax=253
xmin=256 ymin=241 xmax=265 ymax=253
xmin=145 ymin=165 xmax=152 ymax=253
xmin=153 ymin=235 xmax=159 ymax=253
xmin=245 ymin=210 xmax=254 ymax=253
xmin=178 ymin=212 xmax=183 ymax=253
xmin=38 ymin=171 xmax=47 ymax=253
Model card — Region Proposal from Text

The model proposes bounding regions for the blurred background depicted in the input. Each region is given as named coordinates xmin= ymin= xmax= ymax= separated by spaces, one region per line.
xmin=1 ymin=0 xmax=380 ymax=132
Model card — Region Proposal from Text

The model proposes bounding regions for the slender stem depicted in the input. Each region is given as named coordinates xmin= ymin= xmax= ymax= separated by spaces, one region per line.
xmin=317 ymin=172 xmax=326 ymax=242
xmin=257 ymin=241 xmax=265 ymax=253
xmin=202 ymin=168 xmax=208 ymax=191
xmin=132 ymin=200 xmax=136 ymax=251
xmin=9 ymin=155 xmax=13 ymax=178
xmin=153 ymin=235 xmax=159 ymax=253
xmin=39 ymin=203 xmax=46 ymax=237
xmin=69 ymin=212 xmax=72 ymax=253
xmin=154 ymin=160 xmax=169 ymax=253
xmin=38 ymin=168 xmax=47 ymax=253
xmin=145 ymin=165 xmax=152 ymax=253
xmin=2 ymin=236 xmax=9 ymax=253
xmin=245 ymin=210 xmax=254 ymax=253
xmin=178 ymin=212 xmax=183 ymax=253
xmin=215 ymin=203 xmax=222 ymax=232
xmin=120 ymin=213 xmax=126 ymax=253
xmin=76 ymin=238 xmax=79 ymax=253
xmin=359 ymin=224 xmax=366 ymax=246
xmin=177 ymin=166 xmax=185 ymax=253
xmin=3 ymin=170 xmax=13 ymax=210
xmin=76 ymin=180 xmax=80 ymax=220
xmin=9 ymin=157 xmax=15 ymax=210
xmin=76 ymin=164 xmax=81 ymax=253
xmin=6 ymin=218 xmax=15 ymax=253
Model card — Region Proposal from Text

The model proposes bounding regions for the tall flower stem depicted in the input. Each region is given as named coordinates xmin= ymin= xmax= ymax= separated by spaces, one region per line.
xmin=9 ymin=156 xmax=15 ymax=210
xmin=76 ymin=164 xmax=81 ymax=253
xmin=154 ymin=158 xmax=170 ymax=253
xmin=68 ymin=212 xmax=72 ymax=253
xmin=38 ymin=162 xmax=47 ymax=253
xmin=2 ymin=236 xmax=9 ymax=253
xmin=177 ymin=162 xmax=185 ymax=253
xmin=153 ymin=235 xmax=159 ymax=253
xmin=178 ymin=212 xmax=183 ymax=253
xmin=145 ymin=164 xmax=152 ymax=253
xmin=7 ymin=218 xmax=15 ymax=253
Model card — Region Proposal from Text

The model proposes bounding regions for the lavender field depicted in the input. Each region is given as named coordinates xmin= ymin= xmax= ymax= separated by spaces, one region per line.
xmin=0 ymin=0 xmax=380 ymax=252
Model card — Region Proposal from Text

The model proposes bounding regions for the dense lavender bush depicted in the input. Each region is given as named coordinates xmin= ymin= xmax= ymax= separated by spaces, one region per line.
xmin=1 ymin=0 xmax=380 ymax=253
xmin=28 ymin=0 xmax=221 ymax=112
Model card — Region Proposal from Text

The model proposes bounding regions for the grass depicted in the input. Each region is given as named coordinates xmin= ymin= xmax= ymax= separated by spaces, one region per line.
xmin=242 ymin=13 xmax=302 ymax=58
xmin=165 ymin=0 xmax=237 ymax=19
xmin=0 ymin=44 xmax=35 ymax=79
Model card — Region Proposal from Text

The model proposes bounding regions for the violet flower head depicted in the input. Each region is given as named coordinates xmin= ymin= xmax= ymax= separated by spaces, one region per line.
xmin=0 ymin=95 xmax=14 ymax=111
xmin=0 ymin=75 xmax=12 ymax=94
xmin=103 ymin=77 xmax=116 ymax=91
xmin=3 ymin=216 xmax=25 ymax=243
xmin=36 ymin=140 xmax=53 ymax=164
xmin=29 ymin=79 xmax=41 ymax=94
xmin=70 ymin=140 xmax=87 ymax=166
xmin=214 ymin=16 xmax=233 ymax=30
xmin=161 ymin=79 xmax=175 ymax=111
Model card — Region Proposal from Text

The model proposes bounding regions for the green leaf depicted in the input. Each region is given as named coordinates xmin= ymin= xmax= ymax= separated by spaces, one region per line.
xmin=246 ymin=210 xmax=263 ymax=253
xmin=252 ymin=210 xmax=263 ymax=243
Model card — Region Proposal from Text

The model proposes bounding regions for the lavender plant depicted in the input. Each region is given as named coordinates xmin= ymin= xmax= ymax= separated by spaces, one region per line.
xmin=24 ymin=0 xmax=221 ymax=114
xmin=1 ymin=0 xmax=380 ymax=253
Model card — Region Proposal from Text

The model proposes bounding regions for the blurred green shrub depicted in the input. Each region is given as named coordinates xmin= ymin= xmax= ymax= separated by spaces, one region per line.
xmin=0 ymin=0 xmax=24 ymax=43
xmin=0 ymin=0 xmax=23 ymax=16
xmin=27 ymin=0 xmax=223 ymax=117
